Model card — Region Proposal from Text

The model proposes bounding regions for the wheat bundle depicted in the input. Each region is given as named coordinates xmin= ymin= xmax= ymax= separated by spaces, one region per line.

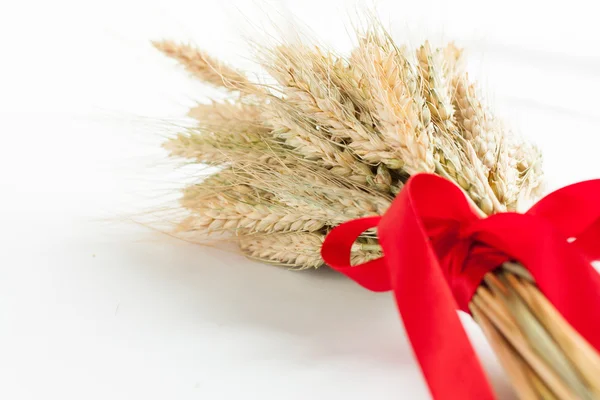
xmin=153 ymin=23 xmax=600 ymax=399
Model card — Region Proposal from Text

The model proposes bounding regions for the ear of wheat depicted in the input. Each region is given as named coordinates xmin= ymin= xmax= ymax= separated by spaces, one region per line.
xmin=153 ymin=21 xmax=600 ymax=399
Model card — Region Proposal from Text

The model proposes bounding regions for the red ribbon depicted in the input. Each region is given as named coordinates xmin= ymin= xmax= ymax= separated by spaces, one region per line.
xmin=321 ymin=173 xmax=600 ymax=399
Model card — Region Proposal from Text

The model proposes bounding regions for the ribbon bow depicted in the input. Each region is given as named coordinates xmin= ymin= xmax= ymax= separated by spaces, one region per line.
xmin=321 ymin=173 xmax=600 ymax=399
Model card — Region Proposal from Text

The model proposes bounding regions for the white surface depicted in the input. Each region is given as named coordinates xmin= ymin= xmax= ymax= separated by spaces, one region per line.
xmin=2 ymin=1 xmax=600 ymax=399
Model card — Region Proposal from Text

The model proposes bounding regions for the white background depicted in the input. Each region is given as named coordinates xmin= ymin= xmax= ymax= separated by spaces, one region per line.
xmin=2 ymin=0 xmax=600 ymax=399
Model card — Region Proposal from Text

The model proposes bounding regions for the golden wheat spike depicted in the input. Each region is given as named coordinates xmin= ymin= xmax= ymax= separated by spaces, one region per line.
xmin=153 ymin=40 xmax=255 ymax=93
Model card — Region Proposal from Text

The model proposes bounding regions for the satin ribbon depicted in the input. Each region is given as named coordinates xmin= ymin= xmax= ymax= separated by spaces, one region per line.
xmin=321 ymin=173 xmax=600 ymax=400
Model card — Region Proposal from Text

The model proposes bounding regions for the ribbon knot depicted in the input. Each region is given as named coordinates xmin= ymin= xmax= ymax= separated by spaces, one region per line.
xmin=321 ymin=173 xmax=600 ymax=400
xmin=425 ymin=217 xmax=496 ymax=312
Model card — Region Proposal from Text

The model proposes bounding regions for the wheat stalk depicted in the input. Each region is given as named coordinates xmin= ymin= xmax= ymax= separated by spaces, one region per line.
xmin=179 ymin=173 xmax=327 ymax=234
xmin=187 ymin=101 xmax=264 ymax=126
xmin=512 ymin=140 xmax=545 ymax=209
xmin=178 ymin=197 xmax=328 ymax=234
xmin=179 ymin=164 xmax=392 ymax=235
xmin=417 ymin=41 xmax=455 ymax=125
xmin=451 ymin=75 xmax=522 ymax=209
xmin=353 ymin=34 xmax=436 ymax=175
xmin=163 ymin=101 xmax=278 ymax=165
xmin=239 ymin=231 xmax=382 ymax=269
xmin=471 ymin=267 xmax=600 ymax=399
xmin=153 ymin=40 xmax=257 ymax=93
xmin=442 ymin=42 xmax=465 ymax=77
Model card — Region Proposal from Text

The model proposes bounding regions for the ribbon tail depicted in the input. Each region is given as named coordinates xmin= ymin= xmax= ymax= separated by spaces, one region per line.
xmin=379 ymin=182 xmax=496 ymax=400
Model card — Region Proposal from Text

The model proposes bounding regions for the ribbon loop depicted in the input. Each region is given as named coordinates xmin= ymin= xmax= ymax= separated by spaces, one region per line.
xmin=321 ymin=173 xmax=600 ymax=400
xmin=321 ymin=216 xmax=390 ymax=292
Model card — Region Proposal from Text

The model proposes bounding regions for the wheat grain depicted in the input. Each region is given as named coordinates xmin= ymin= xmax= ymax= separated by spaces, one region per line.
xmin=370 ymin=164 xmax=393 ymax=192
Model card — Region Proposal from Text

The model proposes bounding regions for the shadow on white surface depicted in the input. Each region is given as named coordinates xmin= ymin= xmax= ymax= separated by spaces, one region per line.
xmin=54 ymin=223 xmax=516 ymax=399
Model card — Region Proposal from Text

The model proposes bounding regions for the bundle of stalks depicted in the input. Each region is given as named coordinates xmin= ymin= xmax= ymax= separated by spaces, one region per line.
xmin=153 ymin=21 xmax=598 ymax=399
xmin=473 ymin=264 xmax=600 ymax=399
